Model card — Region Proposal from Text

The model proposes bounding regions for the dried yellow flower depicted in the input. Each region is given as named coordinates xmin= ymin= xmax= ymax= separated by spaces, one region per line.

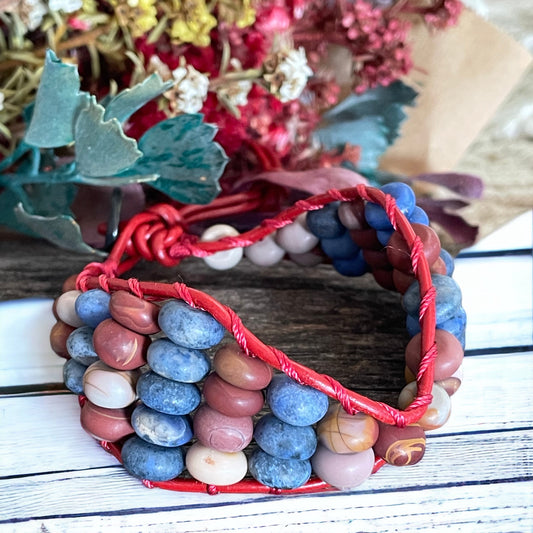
xmin=111 ymin=0 xmax=158 ymax=38
xmin=216 ymin=0 xmax=256 ymax=29
xmin=167 ymin=0 xmax=217 ymax=47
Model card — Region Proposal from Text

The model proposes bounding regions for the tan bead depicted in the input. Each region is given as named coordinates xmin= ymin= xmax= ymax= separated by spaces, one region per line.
xmin=55 ymin=290 xmax=84 ymax=328
xmin=398 ymin=382 xmax=451 ymax=430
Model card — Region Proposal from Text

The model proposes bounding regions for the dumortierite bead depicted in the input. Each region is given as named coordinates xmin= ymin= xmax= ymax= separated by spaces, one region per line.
xmin=158 ymin=300 xmax=225 ymax=350
xmin=408 ymin=206 xmax=429 ymax=225
xmin=439 ymin=248 xmax=455 ymax=276
xmin=121 ymin=436 xmax=185 ymax=481
xmin=306 ymin=202 xmax=345 ymax=239
xmin=254 ymin=413 xmax=317 ymax=460
xmin=332 ymin=250 xmax=368 ymax=277
xmin=137 ymin=371 xmax=201 ymax=415
xmin=364 ymin=182 xmax=416 ymax=230
xmin=75 ymin=289 xmax=111 ymax=328
xmin=403 ymin=273 xmax=462 ymax=324
xmin=147 ymin=338 xmax=210 ymax=383
xmin=249 ymin=448 xmax=312 ymax=489
xmin=131 ymin=404 xmax=193 ymax=447
xmin=406 ymin=308 xmax=466 ymax=348
xmin=63 ymin=358 xmax=87 ymax=394
xmin=66 ymin=326 xmax=99 ymax=366
xmin=376 ymin=228 xmax=394 ymax=246
xmin=320 ymin=230 xmax=361 ymax=259
xmin=267 ymin=374 xmax=329 ymax=426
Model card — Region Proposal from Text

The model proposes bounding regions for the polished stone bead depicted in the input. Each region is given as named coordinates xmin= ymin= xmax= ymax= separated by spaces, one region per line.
xmin=63 ymin=358 xmax=87 ymax=394
xmin=62 ymin=274 xmax=78 ymax=293
xmin=254 ymin=413 xmax=317 ymax=460
xmin=406 ymin=308 xmax=467 ymax=348
xmin=337 ymin=200 xmax=365 ymax=230
xmin=55 ymin=290 xmax=84 ymax=328
xmin=75 ymin=289 xmax=111 ymax=328
xmin=398 ymin=382 xmax=451 ymax=430
xmin=131 ymin=403 xmax=193 ymax=447
xmin=137 ymin=371 xmax=201 ymax=415
xmin=193 ymin=404 xmax=253 ymax=452
xmin=267 ymin=374 xmax=329 ymax=426
xmin=349 ymin=228 xmax=382 ymax=250
xmin=66 ymin=326 xmax=99 ymax=366
xmin=362 ymin=248 xmax=390 ymax=269
xmin=80 ymin=400 xmax=134 ymax=442
xmin=311 ymin=445 xmax=374 ymax=490
xmin=371 ymin=268 xmax=396 ymax=291
xmin=249 ymin=448 xmax=311 ymax=489
xmin=288 ymin=250 xmax=324 ymax=267
xmin=50 ymin=320 xmax=76 ymax=359
xmin=83 ymin=360 xmax=139 ymax=408
xmin=275 ymin=214 xmax=320 ymax=254
xmin=244 ymin=234 xmax=286 ymax=266
xmin=431 ymin=257 xmax=448 ymax=275
xmin=376 ymin=229 xmax=394 ymax=246
xmin=332 ymin=250 xmax=368 ymax=277
xmin=364 ymin=182 xmax=416 ymax=230
xmin=320 ymin=230 xmax=361 ymax=259
xmin=121 ymin=436 xmax=184 ymax=481
xmin=392 ymin=269 xmax=415 ymax=294
xmin=158 ymin=299 xmax=226 ymax=350
xmin=373 ymin=422 xmax=426 ymax=466
xmin=408 ymin=206 xmax=430 ymax=225
xmin=317 ymin=404 xmax=379 ymax=454
xmin=203 ymin=373 xmax=264 ymax=416
xmin=439 ymin=248 xmax=455 ymax=276
xmin=93 ymin=318 xmax=149 ymax=370
xmin=201 ymin=224 xmax=243 ymax=270
xmin=404 ymin=364 xmax=464 ymax=396
xmin=213 ymin=342 xmax=272 ymax=391
xmin=147 ymin=338 xmax=210 ymax=383
xmin=109 ymin=290 xmax=160 ymax=335
xmin=185 ymin=442 xmax=247 ymax=486
xmin=405 ymin=329 xmax=464 ymax=381
xmin=306 ymin=202 xmax=345 ymax=239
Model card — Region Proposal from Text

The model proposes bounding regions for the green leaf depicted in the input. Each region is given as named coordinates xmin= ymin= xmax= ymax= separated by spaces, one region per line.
xmin=103 ymin=73 xmax=174 ymax=123
xmin=74 ymin=97 xmax=142 ymax=177
xmin=124 ymin=114 xmax=228 ymax=204
xmin=73 ymin=174 xmax=159 ymax=187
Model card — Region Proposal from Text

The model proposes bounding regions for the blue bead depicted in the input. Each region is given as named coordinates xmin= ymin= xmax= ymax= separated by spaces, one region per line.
xmin=267 ymin=374 xmax=329 ymax=426
xmin=137 ymin=371 xmax=201 ymax=415
xmin=75 ymin=289 xmax=111 ymax=328
xmin=408 ymin=206 xmax=430 ymax=226
xmin=66 ymin=326 xmax=99 ymax=366
xmin=254 ymin=413 xmax=317 ymax=460
xmin=147 ymin=338 xmax=210 ymax=383
xmin=402 ymin=273 xmax=462 ymax=324
xmin=405 ymin=313 xmax=420 ymax=337
xmin=333 ymin=250 xmax=368 ymax=277
xmin=364 ymin=182 xmax=416 ymax=230
xmin=158 ymin=300 xmax=225 ymax=350
xmin=131 ymin=404 xmax=193 ymax=447
xmin=405 ymin=307 xmax=466 ymax=348
xmin=306 ymin=202 xmax=345 ymax=239
xmin=249 ymin=448 xmax=311 ymax=489
xmin=376 ymin=228 xmax=394 ymax=246
xmin=439 ymin=248 xmax=455 ymax=276
xmin=320 ymin=230 xmax=361 ymax=259
xmin=121 ymin=435 xmax=185 ymax=481
xmin=63 ymin=358 xmax=87 ymax=394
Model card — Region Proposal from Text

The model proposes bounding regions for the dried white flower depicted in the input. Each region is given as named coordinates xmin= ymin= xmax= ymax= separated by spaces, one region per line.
xmin=148 ymin=55 xmax=172 ymax=82
xmin=170 ymin=63 xmax=209 ymax=114
xmin=10 ymin=0 xmax=48 ymax=31
xmin=217 ymin=59 xmax=252 ymax=108
xmin=48 ymin=0 xmax=82 ymax=12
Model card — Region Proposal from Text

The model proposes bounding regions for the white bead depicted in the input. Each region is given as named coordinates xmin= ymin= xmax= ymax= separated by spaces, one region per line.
xmin=338 ymin=202 xmax=364 ymax=230
xmin=200 ymin=224 xmax=243 ymax=270
xmin=275 ymin=214 xmax=319 ymax=254
xmin=55 ymin=290 xmax=85 ymax=327
xmin=244 ymin=233 xmax=285 ymax=266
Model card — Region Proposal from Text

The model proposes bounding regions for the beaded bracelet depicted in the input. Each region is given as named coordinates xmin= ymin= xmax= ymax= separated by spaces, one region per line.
xmin=50 ymin=182 xmax=465 ymax=494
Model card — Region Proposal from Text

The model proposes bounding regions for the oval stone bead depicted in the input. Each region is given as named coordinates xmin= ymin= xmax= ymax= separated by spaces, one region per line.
xmin=267 ymin=374 xmax=329 ymax=427
xmin=63 ymin=358 xmax=87 ymax=394
xmin=66 ymin=326 xmax=99 ymax=366
xmin=362 ymin=248 xmax=390 ymax=269
xmin=373 ymin=422 xmax=426 ymax=466
xmin=55 ymin=290 xmax=84 ymax=328
xmin=406 ymin=365 xmax=464 ymax=396
xmin=158 ymin=299 xmax=226 ymax=350
xmin=364 ymin=182 xmax=416 ymax=230
xmin=137 ymin=371 xmax=201 ymax=415
xmin=185 ymin=442 xmax=247 ymax=486
xmin=244 ymin=234 xmax=286 ymax=267
xmin=147 ymin=338 xmax=210 ymax=383
xmin=349 ymin=228 xmax=382 ymax=250
xmin=213 ymin=342 xmax=272 ymax=391
xmin=75 ymin=289 xmax=112 ymax=328
xmin=254 ymin=413 xmax=317 ymax=460
xmin=371 ymin=268 xmax=396 ymax=291
xmin=405 ymin=329 xmax=464 ymax=381
xmin=83 ymin=360 xmax=139 ymax=408
xmin=311 ymin=445 xmax=374 ymax=490
xmin=93 ymin=318 xmax=149 ymax=370
xmin=121 ymin=436 xmax=185 ymax=481
xmin=80 ymin=400 xmax=134 ymax=442
xmin=109 ymin=290 xmax=160 ymax=335
xmin=200 ymin=224 xmax=243 ymax=270
xmin=193 ymin=404 xmax=253 ymax=452
xmin=306 ymin=202 xmax=345 ymax=239
xmin=332 ymin=251 xmax=368 ymax=277
xmin=392 ymin=268 xmax=416 ymax=294
xmin=50 ymin=320 xmax=76 ymax=359
xmin=398 ymin=382 xmax=451 ymax=431
xmin=203 ymin=373 xmax=264 ymax=416
xmin=288 ymin=250 xmax=324 ymax=267
xmin=320 ymin=230 xmax=361 ymax=260
xmin=317 ymin=404 xmax=379 ymax=454
xmin=337 ymin=200 xmax=365 ymax=230
xmin=408 ymin=206 xmax=430 ymax=226
xmin=439 ymin=248 xmax=455 ymax=276
xmin=275 ymin=214 xmax=320 ymax=254
xmin=249 ymin=448 xmax=311 ymax=490
xmin=62 ymin=274 xmax=78 ymax=293
xmin=131 ymin=404 xmax=193 ymax=447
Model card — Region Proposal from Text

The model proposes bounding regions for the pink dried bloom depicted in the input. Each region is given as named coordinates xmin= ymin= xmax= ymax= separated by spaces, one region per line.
xmin=422 ymin=0 xmax=463 ymax=29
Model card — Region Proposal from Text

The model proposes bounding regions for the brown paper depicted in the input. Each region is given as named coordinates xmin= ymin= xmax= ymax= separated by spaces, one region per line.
xmin=379 ymin=8 xmax=532 ymax=175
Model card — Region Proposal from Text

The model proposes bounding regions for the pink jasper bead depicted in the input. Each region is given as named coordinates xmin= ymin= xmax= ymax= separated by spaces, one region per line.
xmin=83 ymin=360 xmax=139 ymax=409
xmin=373 ymin=422 xmax=426 ymax=466
xmin=213 ymin=342 xmax=272 ymax=391
xmin=80 ymin=400 xmax=134 ymax=442
xmin=203 ymin=373 xmax=264 ymax=417
xmin=193 ymin=404 xmax=253 ymax=452
xmin=311 ymin=445 xmax=374 ymax=490
xmin=244 ymin=234 xmax=286 ymax=266
xmin=398 ymin=382 xmax=451 ymax=431
xmin=55 ymin=290 xmax=84 ymax=327
xmin=404 ymin=365 xmax=463 ymax=396
xmin=185 ymin=442 xmax=247 ymax=486
xmin=275 ymin=214 xmax=319 ymax=254
xmin=93 ymin=318 xmax=150 ymax=370
xmin=109 ymin=291 xmax=160 ymax=335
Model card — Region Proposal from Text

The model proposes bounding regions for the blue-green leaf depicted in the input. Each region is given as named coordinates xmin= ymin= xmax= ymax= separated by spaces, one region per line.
xmin=103 ymin=73 xmax=174 ymax=123
xmin=74 ymin=97 xmax=142 ymax=177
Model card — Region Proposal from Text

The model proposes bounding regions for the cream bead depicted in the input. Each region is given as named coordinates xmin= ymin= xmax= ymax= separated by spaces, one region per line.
xmin=55 ymin=290 xmax=85 ymax=328
xmin=275 ymin=214 xmax=319 ymax=254
xmin=398 ymin=382 xmax=451 ymax=431
xmin=200 ymin=224 xmax=243 ymax=270
xmin=337 ymin=202 xmax=364 ymax=230
xmin=244 ymin=234 xmax=286 ymax=266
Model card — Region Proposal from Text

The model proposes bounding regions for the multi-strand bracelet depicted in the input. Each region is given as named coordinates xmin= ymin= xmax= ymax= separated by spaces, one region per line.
xmin=49 ymin=182 xmax=465 ymax=494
